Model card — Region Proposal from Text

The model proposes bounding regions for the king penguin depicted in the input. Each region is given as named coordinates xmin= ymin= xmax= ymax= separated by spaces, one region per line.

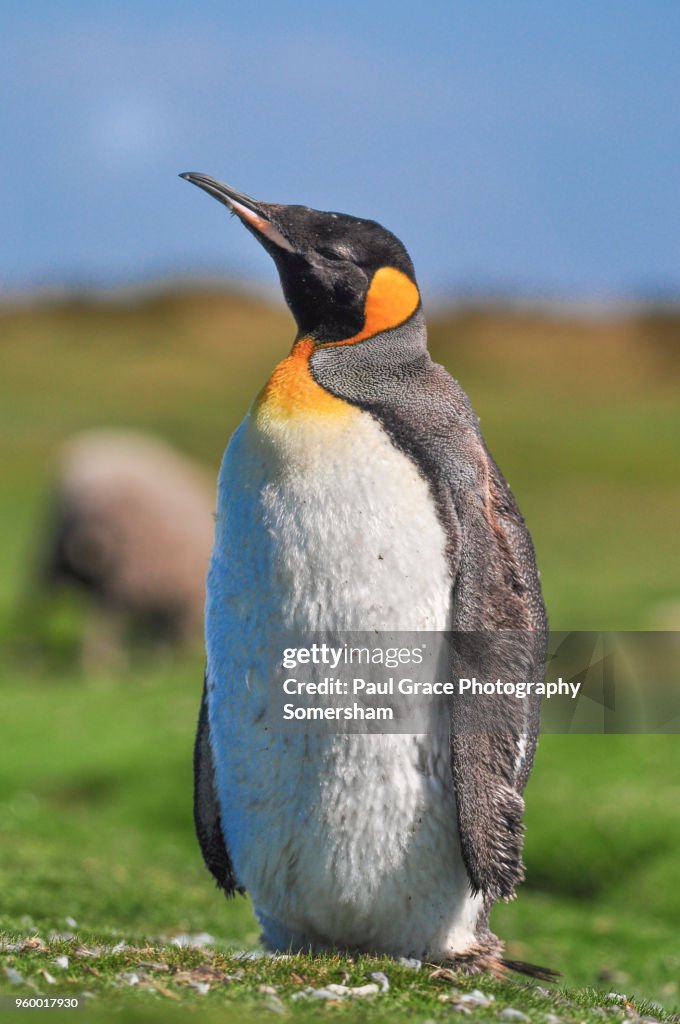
xmin=182 ymin=172 xmax=549 ymax=975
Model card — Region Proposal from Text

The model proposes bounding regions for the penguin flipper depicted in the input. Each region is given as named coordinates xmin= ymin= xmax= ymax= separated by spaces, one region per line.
xmin=448 ymin=446 xmax=546 ymax=902
xmin=449 ymin=697 xmax=531 ymax=902
xmin=194 ymin=673 xmax=244 ymax=896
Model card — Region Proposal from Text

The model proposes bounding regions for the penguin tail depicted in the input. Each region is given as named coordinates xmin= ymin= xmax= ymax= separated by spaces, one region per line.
xmin=501 ymin=957 xmax=561 ymax=982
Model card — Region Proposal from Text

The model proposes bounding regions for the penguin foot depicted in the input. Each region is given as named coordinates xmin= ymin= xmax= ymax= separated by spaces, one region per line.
xmin=442 ymin=946 xmax=507 ymax=979
xmin=441 ymin=943 xmax=559 ymax=982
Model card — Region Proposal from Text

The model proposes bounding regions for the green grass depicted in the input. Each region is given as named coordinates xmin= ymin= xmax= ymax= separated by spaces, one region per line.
xmin=1 ymin=291 xmax=679 ymax=1020
xmin=1 ymin=667 xmax=679 ymax=1019
xmin=2 ymin=940 xmax=678 ymax=1023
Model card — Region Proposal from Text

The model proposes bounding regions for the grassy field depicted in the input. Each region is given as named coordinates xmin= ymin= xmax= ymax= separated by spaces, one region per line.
xmin=0 ymin=290 xmax=679 ymax=1021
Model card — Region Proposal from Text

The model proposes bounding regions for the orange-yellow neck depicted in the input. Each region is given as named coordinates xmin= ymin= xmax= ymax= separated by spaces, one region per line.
xmin=255 ymin=337 xmax=350 ymax=422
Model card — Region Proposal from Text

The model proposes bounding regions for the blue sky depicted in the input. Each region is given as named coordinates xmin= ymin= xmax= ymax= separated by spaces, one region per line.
xmin=2 ymin=1 xmax=679 ymax=297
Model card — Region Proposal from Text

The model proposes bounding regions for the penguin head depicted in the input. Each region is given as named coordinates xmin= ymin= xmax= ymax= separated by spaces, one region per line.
xmin=180 ymin=172 xmax=420 ymax=345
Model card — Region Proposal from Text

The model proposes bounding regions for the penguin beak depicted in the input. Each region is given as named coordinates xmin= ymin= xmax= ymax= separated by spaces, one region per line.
xmin=180 ymin=172 xmax=294 ymax=253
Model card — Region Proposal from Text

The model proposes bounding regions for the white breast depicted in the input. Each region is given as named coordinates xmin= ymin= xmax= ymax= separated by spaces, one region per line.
xmin=205 ymin=406 xmax=483 ymax=958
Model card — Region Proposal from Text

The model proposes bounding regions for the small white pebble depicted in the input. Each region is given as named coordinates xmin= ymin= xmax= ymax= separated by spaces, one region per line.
xmin=111 ymin=940 xmax=127 ymax=953
xmin=172 ymin=932 xmax=215 ymax=948
xmin=121 ymin=972 xmax=139 ymax=986
xmin=258 ymin=984 xmax=278 ymax=995
xmin=189 ymin=981 xmax=210 ymax=996
xmin=545 ymin=1015 xmax=562 ymax=1024
xmin=309 ymin=987 xmax=344 ymax=1000
xmin=461 ymin=989 xmax=494 ymax=1007
xmin=65 ymin=916 xmax=77 ymax=928
xmin=500 ymin=1009 xmax=530 ymax=1022
xmin=398 ymin=956 xmax=422 ymax=970
xmin=370 ymin=971 xmax=390 ymax=992
xmin=348 ymin=983 xmax=380 ymax=998
xmin=263 ymin=995 xmax=286 ymax=1014
xmin=54 ymin=956 xmax=69 ymax=970
xmin=3 ymin=967 xmax=24 ymax=985
xmin=41 ymin=970 xmax=57 ymax=985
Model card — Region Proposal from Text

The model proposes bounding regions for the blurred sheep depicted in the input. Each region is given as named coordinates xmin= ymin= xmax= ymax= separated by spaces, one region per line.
xmin=40 ymin=430 xmax=215 ymax=663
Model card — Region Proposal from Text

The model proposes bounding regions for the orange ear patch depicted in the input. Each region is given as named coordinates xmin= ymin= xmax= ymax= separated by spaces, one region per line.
xmin=324 ymin=266 xmax=420 ymax=348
